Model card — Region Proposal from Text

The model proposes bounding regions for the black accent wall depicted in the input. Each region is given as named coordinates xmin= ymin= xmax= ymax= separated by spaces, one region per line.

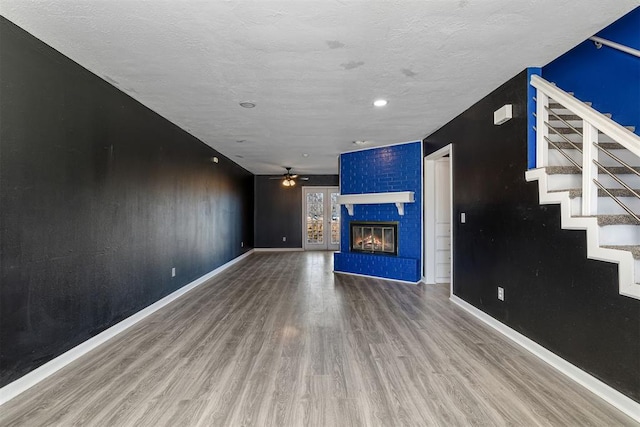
xmin=0 ymin=18 xmax=254 ymax=386
xmin=255 ymin=175 xmax=338 ymax=248
xmin=424 ymin=70 xmax=640 ymax=401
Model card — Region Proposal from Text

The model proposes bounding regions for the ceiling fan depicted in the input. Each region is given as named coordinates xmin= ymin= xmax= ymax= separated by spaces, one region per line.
xmin=269 ymin=167 xmax=309 ymax=187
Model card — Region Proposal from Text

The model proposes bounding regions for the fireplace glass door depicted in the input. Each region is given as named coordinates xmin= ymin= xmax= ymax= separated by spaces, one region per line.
xmin=350 ymin=222 xmax=398 ymax=255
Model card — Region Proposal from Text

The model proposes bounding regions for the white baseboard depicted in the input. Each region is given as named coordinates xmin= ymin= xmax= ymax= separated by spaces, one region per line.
xmin=333 ymin=270 xmax=421 ymax=285
xmin=253 ymin=247 xmax=303 ymax=252
xmin=450 ymin=295 xmax=640 ymax=423
xmin=0 ymin=249 xmax=254 ymax=406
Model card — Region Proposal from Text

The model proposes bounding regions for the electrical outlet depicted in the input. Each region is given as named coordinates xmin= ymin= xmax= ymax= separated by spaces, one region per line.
xmin=282 ymin=236 xmax=287 ymax=242
xmin=171 ymin=267 xmax=176 ymax=278
xmin=461 ymin=212 xmax=466 ymax=223
xmin=241 ymin=241 xmax=244 ymax=247
xmin=497 ymin=286 xmax=504 ymax=301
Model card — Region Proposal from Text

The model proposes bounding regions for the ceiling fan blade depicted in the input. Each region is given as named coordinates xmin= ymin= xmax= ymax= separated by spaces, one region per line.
xmin=290 ymin=174 xmax=298 ymax=178
xmin=300 ymin=177 xmax=310 ymax=180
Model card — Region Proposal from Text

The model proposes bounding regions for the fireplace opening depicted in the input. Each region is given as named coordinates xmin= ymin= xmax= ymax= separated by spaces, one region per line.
xmin=350 ymin=221 xmax=398 ymax=256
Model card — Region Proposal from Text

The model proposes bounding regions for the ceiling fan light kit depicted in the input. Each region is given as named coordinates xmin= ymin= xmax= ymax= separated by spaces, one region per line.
xmin=270 ymin=166 xmax=307 ymax=187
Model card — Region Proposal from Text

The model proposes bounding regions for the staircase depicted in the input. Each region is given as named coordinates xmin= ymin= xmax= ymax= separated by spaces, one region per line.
xmin=526 ymin=75 xmax=640 ymax=300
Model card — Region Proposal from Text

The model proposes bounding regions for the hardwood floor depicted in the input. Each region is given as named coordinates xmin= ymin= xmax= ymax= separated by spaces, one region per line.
xmin=0 ymin=251 xmax=636 ymax=426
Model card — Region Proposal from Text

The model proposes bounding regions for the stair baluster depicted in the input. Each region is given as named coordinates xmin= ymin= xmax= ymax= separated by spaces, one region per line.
xmin=583 ymin=122 xmax=599 ymax=216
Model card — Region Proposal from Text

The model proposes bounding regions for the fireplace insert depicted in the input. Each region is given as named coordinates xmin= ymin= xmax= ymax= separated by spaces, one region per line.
xmin=350 ymin=221 xmax=398 ymax=256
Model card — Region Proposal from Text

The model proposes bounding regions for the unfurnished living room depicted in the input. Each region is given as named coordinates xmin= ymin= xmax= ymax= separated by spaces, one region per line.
xmin=1 ymin=2 xmax=639 ymax=426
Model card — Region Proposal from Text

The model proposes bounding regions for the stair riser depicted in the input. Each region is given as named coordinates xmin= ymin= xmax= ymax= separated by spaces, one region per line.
xmin=599 ymin=224 xmax=640 ymax=246
xmin=570 ymin=196 xmax=640 ymax=216
xmin=547 ymin=174 xmax=640 ymax=191
xmin=548 ymin=149 xmax=640 ymax=167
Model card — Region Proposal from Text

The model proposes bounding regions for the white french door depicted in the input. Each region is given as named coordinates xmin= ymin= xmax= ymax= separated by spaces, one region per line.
xmin=302 ymin=187 xmax=340 ymax=251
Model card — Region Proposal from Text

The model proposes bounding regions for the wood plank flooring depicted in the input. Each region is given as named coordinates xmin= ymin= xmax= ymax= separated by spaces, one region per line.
xmin=1 ymin=251 xmax=636 ymax=426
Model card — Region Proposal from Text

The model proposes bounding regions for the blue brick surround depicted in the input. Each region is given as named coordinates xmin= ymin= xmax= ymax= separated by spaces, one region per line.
xmin=334 ymin=141 xmax=422 ymax=282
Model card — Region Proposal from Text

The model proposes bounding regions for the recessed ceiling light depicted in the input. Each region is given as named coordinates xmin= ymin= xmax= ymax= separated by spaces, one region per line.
xmin=373 ymin=99 xmax=388 ymax=107
xmin=302 ymin=153 xmax=309 ymax=157
xmin=236 ymin=140 xmax=246 ymax=143
xmin=239 ymin=102 xmax=256 ymax=108
xmin=353 ymin=140 xmax=368 ymax=145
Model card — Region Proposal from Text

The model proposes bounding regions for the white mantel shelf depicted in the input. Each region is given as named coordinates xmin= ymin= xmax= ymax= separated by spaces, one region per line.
xmin=336 ymin=191 xmax=415 ymax=216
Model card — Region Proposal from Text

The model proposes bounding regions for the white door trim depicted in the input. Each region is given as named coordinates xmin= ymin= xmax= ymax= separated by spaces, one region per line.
xmin=424 ymin=144 xmax=453 ymax=295
xmin=327 ymin=187 xmax=340 ymax=251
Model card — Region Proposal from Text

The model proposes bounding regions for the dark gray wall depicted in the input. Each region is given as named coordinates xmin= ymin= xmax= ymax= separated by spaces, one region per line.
xmin=424 ymin=70 xmax=640 ymax=402
xmin=0 ymin=17 xmax=254 ymax=386
xmin=255 ymin=175 xmax=338 ymax=248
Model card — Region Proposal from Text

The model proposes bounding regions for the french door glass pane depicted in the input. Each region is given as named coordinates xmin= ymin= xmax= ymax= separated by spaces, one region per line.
xmin=330 ymin=192 xmax=340 ymax=245
xmin=306 ymin=192 xmax=324 ymax=244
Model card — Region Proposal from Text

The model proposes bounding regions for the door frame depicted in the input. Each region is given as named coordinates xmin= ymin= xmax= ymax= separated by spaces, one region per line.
xmin=301 ymin=186 xmax=340 ymax=251
xmin=424 ymin=144 xmax=454 ymax=296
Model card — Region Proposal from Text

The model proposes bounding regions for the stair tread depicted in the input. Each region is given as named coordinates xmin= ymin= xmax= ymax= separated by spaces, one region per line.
xmin=548 ymin=141 xmax=624 ymax=150
xmin=549 ymin=188 xmax=640 ymax=198
xmin=548 ymin=113 xmax=613 ymax=121
xmin=549 ymin=114 xmax=583 ymax=121
xmin=545 ymin=166 xmax=640 ymax=175
xmin=547 ymin=135 xmax=620 ymax=143
xmin=602 ymin=245 xmax=640 ymax=259
xmin=548 ymin=126 xmax=635 ymax=134
xmin=589 ymin=214 xmax=640 ymax=225
xmin=549 ymin=101 xmax=592 ymax=108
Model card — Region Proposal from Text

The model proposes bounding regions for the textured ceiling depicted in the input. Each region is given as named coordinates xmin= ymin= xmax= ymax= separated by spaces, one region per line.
xmin=1 ymin=1 xmax=637 ymax=174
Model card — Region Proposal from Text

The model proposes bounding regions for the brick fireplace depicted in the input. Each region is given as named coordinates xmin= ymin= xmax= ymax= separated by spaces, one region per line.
xmin=333 ymin=141 xmax=422 ymax=283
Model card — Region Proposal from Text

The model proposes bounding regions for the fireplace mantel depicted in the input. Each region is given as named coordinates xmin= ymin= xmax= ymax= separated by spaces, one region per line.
xmin=336 ymin=191 xmax=415 ymax=216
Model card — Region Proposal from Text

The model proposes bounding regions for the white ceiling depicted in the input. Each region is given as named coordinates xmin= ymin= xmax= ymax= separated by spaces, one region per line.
xmin=1 ymin=1 xmax=637 ymax=174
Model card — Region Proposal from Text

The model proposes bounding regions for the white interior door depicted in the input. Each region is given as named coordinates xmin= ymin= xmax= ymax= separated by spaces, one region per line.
xmin=434 ymin=158 xmax=451 ymax=283
xmin=303 ymin=187 xmax=340 ymax=251
xmin=424 ymin=144 xmax=453 ymax=287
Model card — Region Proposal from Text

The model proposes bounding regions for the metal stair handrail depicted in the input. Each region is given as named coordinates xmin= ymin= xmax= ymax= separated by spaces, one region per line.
xmin=589 ymin=36 xmax=640 ymax=59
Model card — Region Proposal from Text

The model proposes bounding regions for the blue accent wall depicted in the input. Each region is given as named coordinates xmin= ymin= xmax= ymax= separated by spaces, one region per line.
xmin=542 ymin=7 xmax=640 ymax=133
xmin=334 ymin=142 xmax=422 ymax=282
xmin=527 ymin=67 xmax=541 ymax=169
